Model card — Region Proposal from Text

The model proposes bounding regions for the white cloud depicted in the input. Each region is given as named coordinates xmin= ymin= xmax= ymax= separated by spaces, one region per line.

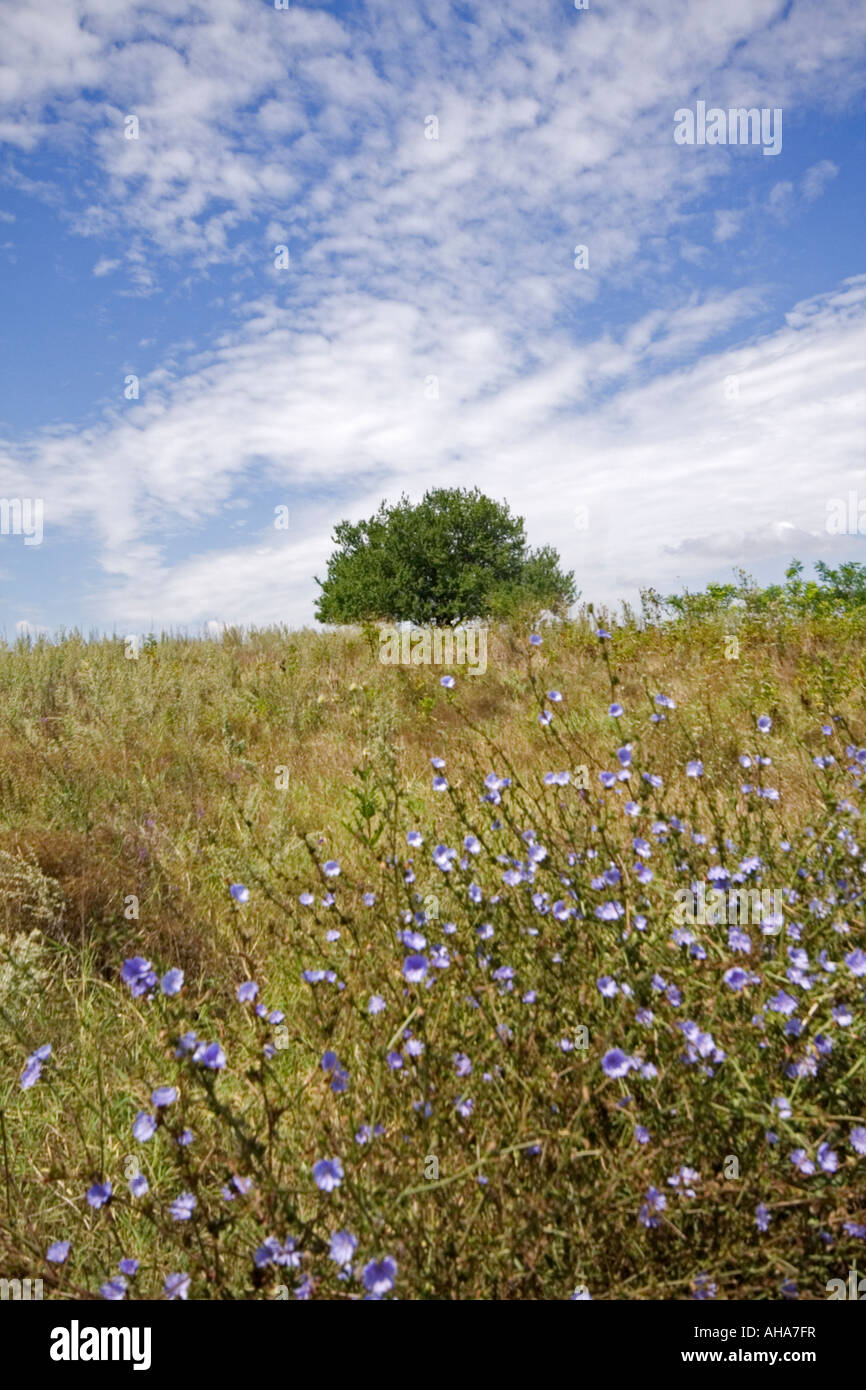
xmin=1 ymin=3 xmax=865 ymax=630
xmin=15 ymin=619 xmax=50 ymax=638
xmin=801 ymin=159 xmax=839 ymax=202
xmin=713 ymin=209 xmax=743 ymax=243
xmin=0 ymin=275 xmax=863 ymax=628
xmin=767 ymin=180 xmax=795 ymax=219
xmin=1 ymin=0 xmax=864 ymax=290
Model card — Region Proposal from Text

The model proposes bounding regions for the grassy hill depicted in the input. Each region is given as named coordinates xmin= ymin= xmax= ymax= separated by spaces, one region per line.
xmin=0 ymin=610 xmax=864 ymax=1299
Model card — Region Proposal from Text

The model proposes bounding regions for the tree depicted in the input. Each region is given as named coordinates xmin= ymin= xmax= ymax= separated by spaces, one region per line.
xmin=314 ymin=487 xmax=576 ymax=625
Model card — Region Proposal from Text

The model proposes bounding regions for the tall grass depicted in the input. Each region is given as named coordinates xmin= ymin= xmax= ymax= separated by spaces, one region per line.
xmin=0 ymin=611 xmax=864 ymax=1299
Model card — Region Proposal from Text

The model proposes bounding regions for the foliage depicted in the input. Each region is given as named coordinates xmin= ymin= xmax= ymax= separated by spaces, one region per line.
xmin=0 ymin=603 xmax=864 ymax=1300
xmin=314 ymin=487 xmax=576 ymax=625
xmin=663 ymin=560 xmax=866 ymax=622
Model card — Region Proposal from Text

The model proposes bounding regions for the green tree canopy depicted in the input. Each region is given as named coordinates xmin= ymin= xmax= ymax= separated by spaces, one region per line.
xmin=314 ymin=487 xmax=577 ymax=625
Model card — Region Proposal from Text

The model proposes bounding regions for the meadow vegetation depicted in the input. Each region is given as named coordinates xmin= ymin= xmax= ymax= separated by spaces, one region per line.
xmin=0 ymin=576 xmax=864 ymax=1300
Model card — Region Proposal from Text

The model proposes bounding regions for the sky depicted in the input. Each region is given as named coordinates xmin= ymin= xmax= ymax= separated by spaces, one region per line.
xmin=0 ymin=0 xmax=865 ymax=639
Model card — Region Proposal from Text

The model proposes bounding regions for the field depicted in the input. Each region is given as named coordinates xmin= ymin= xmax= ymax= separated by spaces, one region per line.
xmin=0 ymin=610 xmax=864 ymax=1301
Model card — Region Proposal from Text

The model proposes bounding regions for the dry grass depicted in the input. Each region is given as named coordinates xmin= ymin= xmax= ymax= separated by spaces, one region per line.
xmin=0 ymin=612 xmax=863 ymax=1299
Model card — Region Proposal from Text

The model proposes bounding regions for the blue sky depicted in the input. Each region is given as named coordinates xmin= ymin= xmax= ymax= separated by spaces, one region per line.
xmin=1 ymin=0 xmax=865 ymax=638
